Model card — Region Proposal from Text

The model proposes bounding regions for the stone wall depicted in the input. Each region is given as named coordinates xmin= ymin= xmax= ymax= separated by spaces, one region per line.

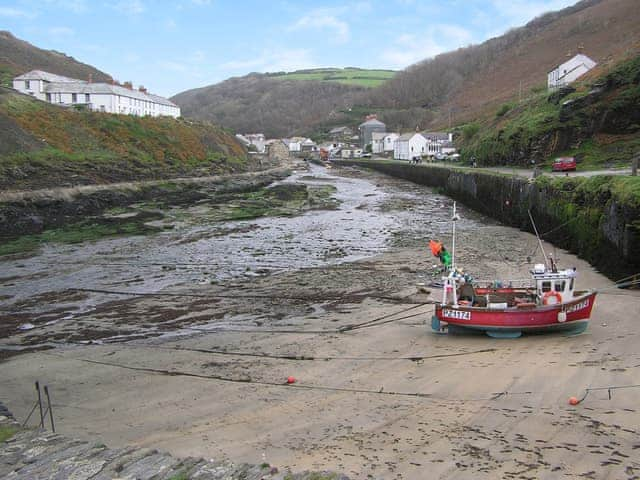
xmin=337 ymin=160 xmax=640 ymax=280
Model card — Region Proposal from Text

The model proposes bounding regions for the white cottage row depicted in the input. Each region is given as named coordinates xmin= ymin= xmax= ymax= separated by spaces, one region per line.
xmin=13 ymin=70 xmax=180 ymax=118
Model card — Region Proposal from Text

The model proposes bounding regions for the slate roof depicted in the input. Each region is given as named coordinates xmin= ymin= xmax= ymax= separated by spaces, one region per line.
xmin=359 ymin=119 xmax=385 ymax=128
xmin=17 ymin=69 xmax=177 ymax=107
xmin=14 ymin=70 xmax=79 ymax=83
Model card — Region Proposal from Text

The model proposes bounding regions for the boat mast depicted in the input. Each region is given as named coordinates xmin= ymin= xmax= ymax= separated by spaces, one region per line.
xmin=451 ymin=201 xmax=459 ymax=271
xmin=528 ymin=209 xmax=549 ymax=269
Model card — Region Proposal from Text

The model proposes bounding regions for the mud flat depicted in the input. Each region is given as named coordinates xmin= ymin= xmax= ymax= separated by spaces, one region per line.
xmin=1 ymin=165 xmax=639 ymax=479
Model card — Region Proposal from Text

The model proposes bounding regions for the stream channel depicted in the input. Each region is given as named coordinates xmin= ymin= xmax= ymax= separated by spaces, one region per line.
xmin=0 ymin=164 xmax=488 ymax=345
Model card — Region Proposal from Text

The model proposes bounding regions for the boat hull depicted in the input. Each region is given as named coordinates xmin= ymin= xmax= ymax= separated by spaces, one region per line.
xmin=433 ymin=291 xmax=596 ymax=335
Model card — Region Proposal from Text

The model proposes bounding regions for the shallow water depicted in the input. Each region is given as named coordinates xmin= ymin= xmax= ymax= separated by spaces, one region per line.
xmin=0 ymin=164 xmax=484 ymax=315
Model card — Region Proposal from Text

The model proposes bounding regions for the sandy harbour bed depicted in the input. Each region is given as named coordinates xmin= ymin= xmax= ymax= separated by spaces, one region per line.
xmin=1 ymin=167 xmax=639 ymax=479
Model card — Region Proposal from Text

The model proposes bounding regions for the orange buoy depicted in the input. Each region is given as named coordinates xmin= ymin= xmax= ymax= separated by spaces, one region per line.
xmin=287 ymin=376 xmax=296 ymax=384
xmin=568 ymin=396 xmax=579 ymax=405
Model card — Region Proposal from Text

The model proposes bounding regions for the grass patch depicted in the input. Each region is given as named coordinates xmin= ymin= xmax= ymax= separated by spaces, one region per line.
xmin=269 ymin=67 xmax=396 ymax=88
xmin=167 ymin=473 xmax=189 ymax=480
xmin=0 ymin=425 xmax=19 ymax=443
xmin=192 ymin=183 xmax=339 ymax=223
xmin=0 ymin=217 xmax=163 ymax=257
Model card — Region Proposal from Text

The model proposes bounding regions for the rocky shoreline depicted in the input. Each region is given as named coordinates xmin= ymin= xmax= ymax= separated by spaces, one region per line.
xmin=0 ymin=167 xmax=291 ymax=245
xmin=0 ymin=403 xmax=348 ymax=480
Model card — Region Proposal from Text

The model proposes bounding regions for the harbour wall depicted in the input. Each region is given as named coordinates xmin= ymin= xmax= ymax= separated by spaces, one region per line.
xmin=337 ymin=160 xmax=640 ymax=281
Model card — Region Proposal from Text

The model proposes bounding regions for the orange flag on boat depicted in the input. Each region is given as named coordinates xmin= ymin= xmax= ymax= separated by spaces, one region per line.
xmin=429 ymin=240 xmax=443 ymax=257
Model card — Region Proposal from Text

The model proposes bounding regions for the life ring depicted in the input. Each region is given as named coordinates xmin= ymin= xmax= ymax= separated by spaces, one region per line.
xmin=543 ymin=290 xmax=562 ymax=305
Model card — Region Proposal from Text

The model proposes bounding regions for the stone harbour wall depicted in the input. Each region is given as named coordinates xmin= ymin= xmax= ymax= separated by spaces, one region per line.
xmin=337 ymin=160 xmax=640 ymax=281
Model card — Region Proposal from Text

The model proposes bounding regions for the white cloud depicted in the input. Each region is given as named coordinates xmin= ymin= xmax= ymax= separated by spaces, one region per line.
xmin=380 ymin=24 xmax=474 ymax=68
xmin=48 ymin=26 xmax=74 ymax=36
xmin=111 ymin=0 xmax=145 ymax=16
xmin=164 ymin=18 xmax=177 ymax=30
xmin=221 ymin=48 xmax=317 ymax=74
xmin=0 ymin=6 xmax=34 ymax=18
xmin=158 ymin=60 xmax=188 ymax=72
xmin=45 ymin=0 xmax=88 ymax=13
xmin=288 ymin=8 xmax=350 ymax=44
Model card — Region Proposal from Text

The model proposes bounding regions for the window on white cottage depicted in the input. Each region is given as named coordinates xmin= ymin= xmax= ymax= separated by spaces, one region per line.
xmin=25 ymin=80 xmax=30 ymax=89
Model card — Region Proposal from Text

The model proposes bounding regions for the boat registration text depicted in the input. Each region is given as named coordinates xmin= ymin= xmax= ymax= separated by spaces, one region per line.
xmin=442 ymin=309 xmax=471 ymax=321
xmin=566 ymin=299 xmax=589 ymax=314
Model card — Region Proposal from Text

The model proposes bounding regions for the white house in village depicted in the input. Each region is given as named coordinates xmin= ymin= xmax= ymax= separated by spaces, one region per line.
xmin=371 ymin=132 xmax=386 ymax=154
xmin=394 ymin=133 xmax=427 ymax=160
xmin=301 ymin=138 xmax=318 ymax=152
xmin=12 ymin=70 xmax=180 ymax=117
xmin=423 ymin=132 xmax=453 ymax=156
xmin=383 ymin=133 xmax=399 ymax=153
xmin=547 ymin=54 xmax=597 ymax=90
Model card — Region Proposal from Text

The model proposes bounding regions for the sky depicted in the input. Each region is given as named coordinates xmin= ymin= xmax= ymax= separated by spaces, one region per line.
xmin=1 ymin=0 xmax=578 ymax=97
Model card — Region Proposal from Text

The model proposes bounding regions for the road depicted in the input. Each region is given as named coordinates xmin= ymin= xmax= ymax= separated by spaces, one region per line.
xmin=368 ymin=157 xmax=633 ymax=179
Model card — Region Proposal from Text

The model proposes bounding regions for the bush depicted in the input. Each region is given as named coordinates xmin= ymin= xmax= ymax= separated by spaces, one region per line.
xmin=462 ymin=122 xmax=480 ymax=141
xmin=495 ymin=103 xmax=513 ymax=117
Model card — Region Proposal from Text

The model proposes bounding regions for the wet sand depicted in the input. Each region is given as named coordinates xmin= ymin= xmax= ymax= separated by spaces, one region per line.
xmin=1 ymin=166 xmax=639 ymax=479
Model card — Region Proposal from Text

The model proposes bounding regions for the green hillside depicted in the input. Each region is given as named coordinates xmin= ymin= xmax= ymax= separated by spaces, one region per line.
xmin=266 ymin=68 xmax=396 ymax=88
xmin=0 ymin=87 xmax=253 ymax=190
xmin=457 ymin=52 xmax=640 ymax=169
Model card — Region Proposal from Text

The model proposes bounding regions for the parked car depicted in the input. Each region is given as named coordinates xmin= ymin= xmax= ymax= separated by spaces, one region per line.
xmin=552 ymin=157 xmax=577 ymax=172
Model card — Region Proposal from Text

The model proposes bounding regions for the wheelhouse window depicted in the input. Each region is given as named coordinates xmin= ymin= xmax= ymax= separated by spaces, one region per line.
xmin=541 ymin=281 xmax=552 ymax=292
xmin=555 ymin=281 xmax=566 ymax=292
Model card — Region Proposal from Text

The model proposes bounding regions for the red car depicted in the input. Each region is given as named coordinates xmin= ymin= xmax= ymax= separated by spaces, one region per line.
xmin=552 ymin=157 xmax=577 ymax=172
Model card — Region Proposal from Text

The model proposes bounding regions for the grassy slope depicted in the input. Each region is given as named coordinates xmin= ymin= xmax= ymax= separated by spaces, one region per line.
xmin=268 ymin=68 xmax=396 ymax=88
xmin=457 ymin=53 xmax=640 ymax=169
xmin=0 ymin=90 xmax=252 ymax=190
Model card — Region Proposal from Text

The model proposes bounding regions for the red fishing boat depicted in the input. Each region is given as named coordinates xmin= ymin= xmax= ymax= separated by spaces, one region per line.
xmin=430 ymin=204 xmax=597 ymax=338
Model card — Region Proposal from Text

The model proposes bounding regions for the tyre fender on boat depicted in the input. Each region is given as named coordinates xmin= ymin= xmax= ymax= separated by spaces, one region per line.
xmin=543 ymin=290 xmax=562 ymax=305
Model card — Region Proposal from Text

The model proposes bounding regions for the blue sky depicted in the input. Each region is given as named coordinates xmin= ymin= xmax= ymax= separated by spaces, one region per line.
xmin=1 ymin=0 xmax=577 ymax=97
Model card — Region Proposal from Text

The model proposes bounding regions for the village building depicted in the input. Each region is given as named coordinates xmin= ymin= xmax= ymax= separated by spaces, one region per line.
xmin=394 ymin=132 xmax=427 ymax=160
xmin=547 ymin=53 xmax=597 ymax=90
xmin=358 ymin=117 xmax=386 ymax=149
xmin=12 ymin=70 xmax=180 ymax=117
xmin=301 ymin=138 xmax=318 ymax=153
xmin=371 ymin=132 xmax=386 ymax=154
xmin=383 ymin=133 xmax=399 ymax=153
xmin=237 ymin=133 xmax=266 ymax=153
xmin=423 ymin=132 xmax=453 ymax=156
xmin=328 ymin=126 xmax=353 ymax=142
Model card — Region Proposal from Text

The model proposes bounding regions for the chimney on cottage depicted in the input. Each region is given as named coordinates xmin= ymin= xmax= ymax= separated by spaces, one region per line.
xmin=138 ymin=86 xmax=147 ymax=93
xmin=123 ymin=81 xmax=133 ymax=90
xmin=88 ymin=73 xmax=93 ymax=83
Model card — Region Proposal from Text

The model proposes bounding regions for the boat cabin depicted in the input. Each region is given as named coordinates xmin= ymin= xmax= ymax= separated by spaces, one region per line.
xmin=531 ymin=263 xmax=577 ymax=305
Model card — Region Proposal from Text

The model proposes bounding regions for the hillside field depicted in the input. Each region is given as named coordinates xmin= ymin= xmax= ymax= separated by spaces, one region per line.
xmin=266 ymin=68 xmax=395 ymax=88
